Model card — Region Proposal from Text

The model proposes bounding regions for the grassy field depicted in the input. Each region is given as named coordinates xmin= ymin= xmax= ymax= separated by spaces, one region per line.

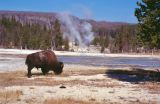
xmin=0 ymin=65 xmax=160 ymax=104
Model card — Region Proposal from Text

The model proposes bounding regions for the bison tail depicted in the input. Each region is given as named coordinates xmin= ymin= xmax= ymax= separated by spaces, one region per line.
xmin=25 ymin=55 xmax=30 ymax=65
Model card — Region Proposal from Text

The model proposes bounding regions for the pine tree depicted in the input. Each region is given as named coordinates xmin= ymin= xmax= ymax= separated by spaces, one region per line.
xmin=135 ymin=0 xmax=160 ymax=49
xmin=53 ymin=19 xmax=63 ymax=50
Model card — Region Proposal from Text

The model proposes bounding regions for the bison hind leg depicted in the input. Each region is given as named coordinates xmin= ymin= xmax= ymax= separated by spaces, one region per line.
xmin=27 ymin=66 xmax=33 ymax=78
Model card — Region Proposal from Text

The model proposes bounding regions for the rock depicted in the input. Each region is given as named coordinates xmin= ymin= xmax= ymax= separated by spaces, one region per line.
xmin=59 ymin=85 xmax=66 ymax=89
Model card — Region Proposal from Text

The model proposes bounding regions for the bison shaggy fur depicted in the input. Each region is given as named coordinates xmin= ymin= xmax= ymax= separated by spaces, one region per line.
xmin=25 ymin=50 xmax=64 ymax=78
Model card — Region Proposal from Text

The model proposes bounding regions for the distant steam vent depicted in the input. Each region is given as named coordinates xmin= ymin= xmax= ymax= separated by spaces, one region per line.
xmin=57 ymin=12 xmax=94 ymax=52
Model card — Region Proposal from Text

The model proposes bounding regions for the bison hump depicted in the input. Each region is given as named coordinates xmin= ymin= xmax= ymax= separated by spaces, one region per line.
xmin=39 ymin=52 xmax=46 ymax=61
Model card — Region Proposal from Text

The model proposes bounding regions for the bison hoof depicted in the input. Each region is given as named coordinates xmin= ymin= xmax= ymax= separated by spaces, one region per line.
xmin=43 ymin=73 xmax=46 ymax=75
xmin=27 ymin=75 xmax=32 ymax=78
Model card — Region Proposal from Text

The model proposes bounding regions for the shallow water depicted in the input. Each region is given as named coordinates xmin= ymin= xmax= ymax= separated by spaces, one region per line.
xmin=58 ymin=56 xmax=160 ymax=69
xmin=0 ymin=55 xmax=160 ymax=71
xmin=0 ymin=56 xmax=25 ymax=71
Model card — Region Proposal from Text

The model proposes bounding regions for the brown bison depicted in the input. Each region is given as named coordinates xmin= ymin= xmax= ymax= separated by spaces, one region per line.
xmin=25 ymin=50 xmax=64 ymax=78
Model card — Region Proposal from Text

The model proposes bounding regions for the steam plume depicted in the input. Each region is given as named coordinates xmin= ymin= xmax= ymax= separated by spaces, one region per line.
xmin=57 ymin=12 xmax=94 ymax=48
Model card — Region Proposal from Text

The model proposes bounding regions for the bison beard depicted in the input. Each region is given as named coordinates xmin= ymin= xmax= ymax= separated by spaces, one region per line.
xmin=25 ymin=50 xmax=64 ymax=78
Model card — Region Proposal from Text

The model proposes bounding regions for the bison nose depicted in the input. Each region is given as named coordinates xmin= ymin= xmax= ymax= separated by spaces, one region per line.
xmin=59 ymin=62 xmax=64 ymax=68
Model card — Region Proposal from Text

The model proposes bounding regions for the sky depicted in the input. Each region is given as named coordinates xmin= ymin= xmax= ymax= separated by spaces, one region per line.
xmin=0 ymin=0 xmax=140 ymax=23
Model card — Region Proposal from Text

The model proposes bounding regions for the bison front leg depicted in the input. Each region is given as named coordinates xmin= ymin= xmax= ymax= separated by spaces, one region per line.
xmin=41 ymin=68 xmax=46 ymax=75
xmin=41 ymin=68 xmax=49 ymax=75
xmin=41 ymin=65 xmax=50 ymax=75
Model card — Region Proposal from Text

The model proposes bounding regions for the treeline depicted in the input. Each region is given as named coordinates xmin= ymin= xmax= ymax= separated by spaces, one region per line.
xmin=0 ymin=17 xmax=64 ymax=50
xmin=135 ymin=0 xmax=160 ymax=50
xmin=0 ymin=16 xmax=138 ymax=53
xmin=92 ymin=24 xmax=138 ymax=53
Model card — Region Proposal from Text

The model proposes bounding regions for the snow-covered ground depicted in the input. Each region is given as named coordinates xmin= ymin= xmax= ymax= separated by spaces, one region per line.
xmin=0 ymin=48 xmax=40 ymax=55
xmin=0 ymin=48 xmax=160 ymax=71
xmin=0 ymin=48 xmax=160 ymax=58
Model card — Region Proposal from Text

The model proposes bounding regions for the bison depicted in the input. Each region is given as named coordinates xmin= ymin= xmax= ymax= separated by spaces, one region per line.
xmin=25 ymin=50 xmax=64 ymax=78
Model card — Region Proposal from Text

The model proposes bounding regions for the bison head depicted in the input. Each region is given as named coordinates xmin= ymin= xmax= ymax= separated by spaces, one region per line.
xmin=54 ymin=61 xmax=64 ymax=75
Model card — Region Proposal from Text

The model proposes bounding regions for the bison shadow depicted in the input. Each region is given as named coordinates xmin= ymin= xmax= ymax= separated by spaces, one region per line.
xmin=105 ymin=68 xmax=160 ymax=83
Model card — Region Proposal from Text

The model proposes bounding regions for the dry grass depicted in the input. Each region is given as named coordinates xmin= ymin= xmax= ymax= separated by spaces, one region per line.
xmin=0 ymin=69 xmax=159 ymax=104
xmin=0 ymin=90 xmax=22 ymax=104
xmin=0 ymin=69 xmax=107 ymax=87
xmin=138 ymin=82 xmax=160 ymax=94
xmin=44 ymin=98 xmax=99 ymax=104
xmin=43 ymin=98 xmax=153 ymax=104
xmin=0 ymin=69 xmax=125 ymax=88
xmin=126 ymin=99 xmax=157 ymax=104
xmin=0 ymin=71 xmax=63 ymax=86
xmin=0 ymin=68 xmax=159 ymax=92
xmin=87 ymin=79 xmax=123 ymax=88
xmin=60 ymin=69 xmax=106 ymax=77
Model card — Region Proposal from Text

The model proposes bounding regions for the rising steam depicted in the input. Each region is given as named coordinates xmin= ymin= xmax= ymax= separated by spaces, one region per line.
xmin=57 ymin=12 xmax=94 ymax=48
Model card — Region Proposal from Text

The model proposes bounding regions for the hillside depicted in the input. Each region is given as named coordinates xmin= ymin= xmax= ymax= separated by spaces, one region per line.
xmin=0 ymin=10 xmax=128 ymax=30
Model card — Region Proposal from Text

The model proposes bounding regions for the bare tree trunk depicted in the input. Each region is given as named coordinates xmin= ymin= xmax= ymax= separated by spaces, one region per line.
xmin=51 ymin=36 xmax=56 ymax=50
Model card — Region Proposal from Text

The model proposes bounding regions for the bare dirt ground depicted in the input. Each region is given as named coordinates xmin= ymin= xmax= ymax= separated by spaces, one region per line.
xmin=0 ymin=65 xmax=160 ymax=104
